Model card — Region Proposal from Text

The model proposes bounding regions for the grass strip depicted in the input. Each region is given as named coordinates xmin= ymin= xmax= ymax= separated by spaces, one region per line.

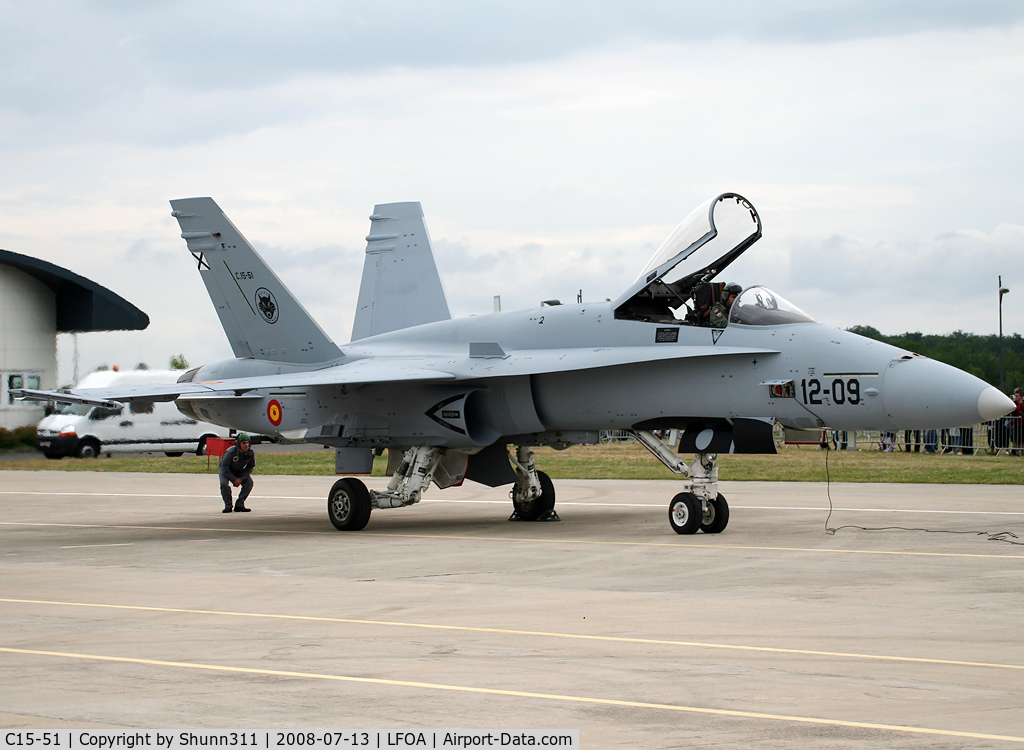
xmin=2 ymin=444 xmax=1021 ymax=484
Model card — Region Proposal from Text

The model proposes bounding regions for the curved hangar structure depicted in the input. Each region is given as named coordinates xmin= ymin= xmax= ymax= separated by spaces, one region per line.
xmin=0 ymin=248 xmax=148 ymax=429
xmin=14 ymin=194 xmax=1014 ymax=534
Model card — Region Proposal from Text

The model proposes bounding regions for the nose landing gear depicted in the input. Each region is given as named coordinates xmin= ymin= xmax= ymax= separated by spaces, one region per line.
xmin=663 ymin=450 xmax=730 ymax=535
xmin=669 ymin=489 xmax=730 ymax=535
xmin=629 ymin=431 xmax=730 ymax=535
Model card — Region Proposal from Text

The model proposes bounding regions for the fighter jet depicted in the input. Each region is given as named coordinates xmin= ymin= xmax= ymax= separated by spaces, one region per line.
xmin=15 ymin=193 xmax=1014 ymax=534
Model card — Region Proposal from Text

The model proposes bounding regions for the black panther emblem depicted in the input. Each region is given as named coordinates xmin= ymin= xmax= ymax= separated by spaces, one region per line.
xmin=255 ymin=287 xmax=279 ymax=324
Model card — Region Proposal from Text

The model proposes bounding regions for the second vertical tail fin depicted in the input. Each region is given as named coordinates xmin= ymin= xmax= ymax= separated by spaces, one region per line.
xmin=351 ymin=201 xmax=451 ymax=340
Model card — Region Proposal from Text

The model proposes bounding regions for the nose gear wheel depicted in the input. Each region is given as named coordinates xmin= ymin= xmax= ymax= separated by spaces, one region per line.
xmin=669 ymin=492 xmax=701 ymax=534
xmin=700 ymin=493 xmax=730 ymax=534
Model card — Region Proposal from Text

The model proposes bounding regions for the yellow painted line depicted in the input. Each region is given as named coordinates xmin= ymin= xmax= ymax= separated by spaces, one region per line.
xmin=59 ymin=543 xmax=134 ymax=549
xmin=1 ymin=646 xmax=1021 ymax=744
xmin=1 ymin=521 xmax=1021 ymax=560
xmin=2 ymin=597 xmax=1021 ymax=673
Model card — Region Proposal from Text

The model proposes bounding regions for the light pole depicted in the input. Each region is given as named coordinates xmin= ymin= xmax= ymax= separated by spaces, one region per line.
xmin=999 ymin=276 xmax=1009 ymax=392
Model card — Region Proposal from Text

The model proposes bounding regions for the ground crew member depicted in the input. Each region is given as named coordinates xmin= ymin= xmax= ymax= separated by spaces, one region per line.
xmin=709 ymin=283 xmax=742 ymax=329
xmin=219 ymin=433 xmax=256 ymax=513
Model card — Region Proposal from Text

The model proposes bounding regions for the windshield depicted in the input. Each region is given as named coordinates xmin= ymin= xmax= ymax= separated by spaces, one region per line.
xmin=729 ymin=287 xmax=815 ymax=326
xmin=55 ymin=403 xmax=93 ymax=416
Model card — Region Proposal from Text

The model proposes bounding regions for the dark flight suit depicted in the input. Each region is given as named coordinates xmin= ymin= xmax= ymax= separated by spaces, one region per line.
xmin=219 ymin=445 xmax=256 ymax=511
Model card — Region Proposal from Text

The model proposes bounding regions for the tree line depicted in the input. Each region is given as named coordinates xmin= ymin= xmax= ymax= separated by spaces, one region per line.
xmin=847 ymin=326 xmax=1024 ymax=394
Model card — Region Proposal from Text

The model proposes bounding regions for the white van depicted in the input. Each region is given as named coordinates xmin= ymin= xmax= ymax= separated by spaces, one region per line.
xmin=34 ymin=370 xmax=231 ymax=459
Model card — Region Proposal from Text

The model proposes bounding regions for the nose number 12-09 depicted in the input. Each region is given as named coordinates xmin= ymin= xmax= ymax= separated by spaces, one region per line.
xmin=801 ymin=378 xmax=861 ymax=406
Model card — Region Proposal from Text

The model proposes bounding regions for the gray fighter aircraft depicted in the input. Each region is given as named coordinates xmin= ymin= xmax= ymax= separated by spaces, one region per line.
xmin=16 ymin=193 xmax=1015 ymax=534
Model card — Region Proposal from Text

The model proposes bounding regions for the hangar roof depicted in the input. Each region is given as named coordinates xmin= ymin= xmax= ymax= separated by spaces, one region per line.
xmin=0 ymin=248 xmax=149 ymax=333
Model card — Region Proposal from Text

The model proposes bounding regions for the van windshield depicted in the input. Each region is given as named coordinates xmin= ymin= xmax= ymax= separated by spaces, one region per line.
xmin=55 ymin=403 xmax=93 ymax=416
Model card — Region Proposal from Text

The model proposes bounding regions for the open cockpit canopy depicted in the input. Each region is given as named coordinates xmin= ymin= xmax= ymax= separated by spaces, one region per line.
xmin=614 ymin=193 xmax=761 ymax=323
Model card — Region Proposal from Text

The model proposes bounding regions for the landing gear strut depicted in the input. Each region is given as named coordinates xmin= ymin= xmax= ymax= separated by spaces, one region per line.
xmin=510 ymin=445 xmax=558 ymax=521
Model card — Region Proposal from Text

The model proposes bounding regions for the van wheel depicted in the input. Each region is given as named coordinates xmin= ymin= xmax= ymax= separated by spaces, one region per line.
xmin=196 ymin=436 xmax=212 ymax=456
xmin=44 ymin=453 xmax=62 ymax=460
xmin=76 ymin=440 xmax=100 ymax=459
xmin=164 ymin=452 xmax=184 ymax=457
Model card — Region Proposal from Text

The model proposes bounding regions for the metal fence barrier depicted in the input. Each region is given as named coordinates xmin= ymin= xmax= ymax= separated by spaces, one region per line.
xmin=779 ymin=417 xmax=1022 ymax=455
xmin=598 ymin=420 xmax=1023 ymax=455
xmin=599 ymin=430 xmax=634 ymax=444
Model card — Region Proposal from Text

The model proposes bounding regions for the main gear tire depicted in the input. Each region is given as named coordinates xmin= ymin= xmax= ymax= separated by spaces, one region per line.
xmin=512 ymin=470 xmax=556 ymax=521
xmin=328 ymin=478 xmax=372 ymax=531
xmin=700 ymin=493 xmax=730 ymax=534
xmin=669 ymin=492 xmax=702 ymax=535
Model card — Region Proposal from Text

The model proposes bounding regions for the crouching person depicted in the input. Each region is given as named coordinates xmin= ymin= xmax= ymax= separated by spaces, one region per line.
xmin=220 ymin=433 xmax=256 ymax=513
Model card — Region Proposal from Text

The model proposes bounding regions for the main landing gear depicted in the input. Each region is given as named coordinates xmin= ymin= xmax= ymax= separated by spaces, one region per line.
xmin=327 ymin=444 xmax=557 ymax=531
xmin=629 ymin=430 xmax=729 ymax=535
xmin=328 ymin=445 xmax=447 ymax=531
xmin=509 ymin=446 xmax=558 ymax=522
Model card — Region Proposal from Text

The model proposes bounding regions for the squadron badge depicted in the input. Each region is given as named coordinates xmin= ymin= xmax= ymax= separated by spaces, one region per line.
xmin=255 ymin=287 xmax=279 ymax=324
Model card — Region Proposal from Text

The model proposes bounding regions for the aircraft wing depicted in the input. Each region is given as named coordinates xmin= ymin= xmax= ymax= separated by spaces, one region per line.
xmin=200 ymin=344 xmax=777 ymax=386
xmin=13 ymin=345 xmax=775 ymax=407
xmin=172 ymin=345 xmax=776 ymax=393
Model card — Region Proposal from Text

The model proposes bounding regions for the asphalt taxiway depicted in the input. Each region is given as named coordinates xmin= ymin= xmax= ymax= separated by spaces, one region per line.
xmin=1 ymin=471 xmax=1022 ymax=747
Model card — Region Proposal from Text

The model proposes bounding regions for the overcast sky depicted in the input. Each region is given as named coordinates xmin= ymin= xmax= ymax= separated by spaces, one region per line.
xmin=2 ymin=1 xmax=1022 ymax=384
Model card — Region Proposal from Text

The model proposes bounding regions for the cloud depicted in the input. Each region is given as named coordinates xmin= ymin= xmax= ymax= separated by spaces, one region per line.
xmin=733 ymin=223 xmax=1024 ymax=335
xmin=1 ymin=5 xmax=1022 ymax=383
xmin=4 ymin=1 xmax=1023 ymax=128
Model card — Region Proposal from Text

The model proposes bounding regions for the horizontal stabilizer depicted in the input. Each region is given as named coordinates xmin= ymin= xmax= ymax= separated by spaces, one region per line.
xmin=9 ymin=389 xmax=124 ymax=409
xmin=12 ymin=362 xmax=458 ymax=405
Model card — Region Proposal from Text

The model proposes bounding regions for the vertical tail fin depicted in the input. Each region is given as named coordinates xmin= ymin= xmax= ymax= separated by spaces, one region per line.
xmin=351 ymin=201 xmax=451 ymax=341
xmin=171 ymin=197 xmax=341 ymax=364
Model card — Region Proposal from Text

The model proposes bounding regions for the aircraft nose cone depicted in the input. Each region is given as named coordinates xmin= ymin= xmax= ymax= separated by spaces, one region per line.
xmin=881 ymin=356 xmax=1014 ymax=429
xmin=978 ymin=386 xmax=1016 ymax=421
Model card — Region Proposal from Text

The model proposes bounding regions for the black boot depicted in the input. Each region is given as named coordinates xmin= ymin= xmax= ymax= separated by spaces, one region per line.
xmin=222 ymin=502 xmax=233 ymax=513
xmin=234 ymin=502 xmax=251 ymax=513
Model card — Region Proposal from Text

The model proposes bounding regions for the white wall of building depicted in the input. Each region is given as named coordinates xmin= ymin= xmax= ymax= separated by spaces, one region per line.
xmin=0 ymin=265 xmax=57 ymax=430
